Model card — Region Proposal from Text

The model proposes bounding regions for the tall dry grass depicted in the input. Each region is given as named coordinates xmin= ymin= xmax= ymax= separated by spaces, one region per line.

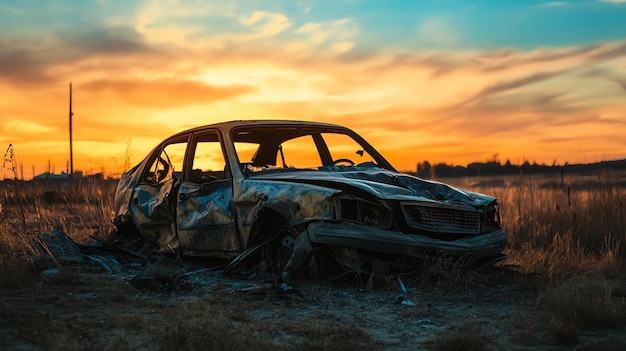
xmin=445 ymin=171 xmax=626 ymax=340
xmin=1 ymin=172 xmax=624 ymax=276
xmin=513 ymin=174 xmax=619 ymax=275
xmin=0 ymin=179 xmax=116 ymax=268
xmin=441 ymin=171 xmax=626 ymax=276
xmin=0 ymin=179 xmax=116 ymax=235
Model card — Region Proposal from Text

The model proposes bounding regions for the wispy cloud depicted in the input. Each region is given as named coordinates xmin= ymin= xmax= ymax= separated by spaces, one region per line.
xmin=2 ymin=121 xmax=52 ymax=135
xmin=239 ymin=11 xmax=291 ymax=37
xmin=538 ymin=2 xmax=570 ymax=7
xmin=83 ymin=79 xmax=256 ymax=108
xmin=0 ymin=4 xmax=22 ymax=14
xmin=416 ymin=19 xmax=459 ymax=48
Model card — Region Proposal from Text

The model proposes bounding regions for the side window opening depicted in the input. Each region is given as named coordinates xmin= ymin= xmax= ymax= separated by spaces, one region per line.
xmin=144 ymin=140 xmax=188 ymax=184
xmin=278 ymin=135 xmax=322 ymax=169
xmin=146 ymin=150 xmax=171 ymax=184
xmin=189 ymin=132 xmax=228 ymax=184
xmin=321 ymin=132 xmax=378 ymax=166
xmin=233 ymin=141 xmax=260 ymax=170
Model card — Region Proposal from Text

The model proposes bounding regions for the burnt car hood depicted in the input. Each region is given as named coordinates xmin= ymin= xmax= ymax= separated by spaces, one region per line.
xmin=249 ymin=167 xmax=496 ymax=208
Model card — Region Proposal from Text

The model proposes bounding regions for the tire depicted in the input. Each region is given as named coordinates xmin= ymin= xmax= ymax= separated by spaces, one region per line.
xmin=264 ymin=222 xmax=299 ymax=277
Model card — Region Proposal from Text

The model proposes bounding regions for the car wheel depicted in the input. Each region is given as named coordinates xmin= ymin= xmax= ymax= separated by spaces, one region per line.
xmin=277 ymin=234 xmax=296 ymax=271
xmin=265 ymin=222 xmax=299 ymax=276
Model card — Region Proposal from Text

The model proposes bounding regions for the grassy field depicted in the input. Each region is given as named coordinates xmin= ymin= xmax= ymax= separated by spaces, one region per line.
xmin=442 ymin=171 xmax=626 ymax=274
xmin=1 ymin=173 xmax=625 ymax=350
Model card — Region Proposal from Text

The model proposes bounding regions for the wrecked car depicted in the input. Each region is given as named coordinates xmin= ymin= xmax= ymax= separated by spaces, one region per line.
xmin=113 ymin=120 xmax=507 ymax=280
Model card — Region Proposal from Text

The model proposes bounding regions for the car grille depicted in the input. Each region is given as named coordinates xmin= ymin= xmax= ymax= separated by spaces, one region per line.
xmin=402 ymin=204 xmax=480 ymax=234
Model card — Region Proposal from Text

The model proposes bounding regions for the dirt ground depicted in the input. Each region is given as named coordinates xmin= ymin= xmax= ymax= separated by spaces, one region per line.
xmin=2 ymin=242 xmax=626 ymax=351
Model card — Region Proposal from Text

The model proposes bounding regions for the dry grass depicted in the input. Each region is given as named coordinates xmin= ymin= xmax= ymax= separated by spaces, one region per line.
xmin=157 ymin=298 xmax=277 ymax=351
xmin=0 ymin=179 xmax=116 ymax=245
xmin=430 ymin=172 xmax=626 ymax=348
xmin=1 ymin=172 xmax=626 ymax=349
xmin=426 ymin=326 xmax=493 ymax=351
xmin=540 ymin=275 xmax=626 ymax=329
xmin=404 ymin=254 xmax=479 ymax=291
xmin=155 ymin=296 xmax=378 ymax=351
xmin=446 ymin=171 xmax=626 ymax=277
xmin=0 ymin=179 xmax=116 ymax=266
xmin=3 ymin=173 xmax=623 ymax=277
xmin=507 ymin=311 xmax=544 ymax=345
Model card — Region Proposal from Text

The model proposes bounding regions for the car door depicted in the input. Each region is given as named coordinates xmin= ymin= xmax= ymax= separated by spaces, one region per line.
xmin=176 ymin=130 xmax=238 ymax=256
xmin=129 ymin=135 xmax=189 ymax=251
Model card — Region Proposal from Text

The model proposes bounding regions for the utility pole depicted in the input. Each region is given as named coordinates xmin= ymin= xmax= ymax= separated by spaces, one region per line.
xmin=69 ymin=82 xmax=74 ymax=177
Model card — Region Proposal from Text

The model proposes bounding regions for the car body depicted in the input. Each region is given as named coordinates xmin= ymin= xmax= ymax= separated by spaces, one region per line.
xmin=113 ymin=120 xmax=507 ymax=278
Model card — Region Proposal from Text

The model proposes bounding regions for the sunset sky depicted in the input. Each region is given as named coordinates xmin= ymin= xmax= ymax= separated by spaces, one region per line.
xmin=1 ymin=0 xmax=626 ymax=179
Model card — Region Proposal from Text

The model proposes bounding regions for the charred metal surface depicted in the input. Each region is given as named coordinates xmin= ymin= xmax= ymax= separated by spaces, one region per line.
xmin=176 ymin=180 xmax=238 ymax=255
xmin=233 ymin=179 xmax=339 ymax=248
xmin=37 ymin=229 xmax=124 ymax=273
xmin=129 ymin=179 xmax=178 ymax=251
xmin=251 ymin=169 xmax=495 ymax=207
xmin=306 ymin=222 xmax=507 ymax=259
xmin=112 ymin=120 xmax=509 ymax=284
xmin=283 ymin=231 xmax=314 ymax=279
xmin=112 ymin=164 xmax=140 ymax=226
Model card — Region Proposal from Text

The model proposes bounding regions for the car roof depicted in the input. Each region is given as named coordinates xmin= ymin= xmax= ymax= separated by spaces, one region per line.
xmin=166 ymin=120 xmax=349 ymax=139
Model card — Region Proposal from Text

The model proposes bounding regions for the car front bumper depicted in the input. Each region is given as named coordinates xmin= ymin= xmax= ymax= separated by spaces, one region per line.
xmin=306 ymin=221 xmax=507 ymax=260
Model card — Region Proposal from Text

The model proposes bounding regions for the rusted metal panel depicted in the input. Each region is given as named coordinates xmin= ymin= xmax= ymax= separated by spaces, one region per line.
xmin=233 ymin=179 xmax=340 ymax=247
xmin=176 ymin=227 xmax=239 ymax=257
xmin=250 ymin=169 xmax=496 ymax=207
xmin=112 ymin=165 xmax=140 ymax=225
xmin=129 ymin=179 xmax=178 ymax=251
xmin=306 ymin=221 xmax=507 ymax=259
xmin=176 ymin=180 xmax=238 ymax=254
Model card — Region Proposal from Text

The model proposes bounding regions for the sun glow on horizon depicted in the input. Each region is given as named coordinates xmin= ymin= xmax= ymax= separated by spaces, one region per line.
xmin=1 ymin=1 xmax=626 ymax=180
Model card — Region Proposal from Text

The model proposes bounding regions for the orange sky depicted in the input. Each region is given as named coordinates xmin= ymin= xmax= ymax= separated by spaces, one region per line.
xmin=2 ymin=1 xmax=626 ymax=179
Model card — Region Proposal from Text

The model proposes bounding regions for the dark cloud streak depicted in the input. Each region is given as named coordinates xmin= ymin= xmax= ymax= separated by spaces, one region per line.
xmin=458 ymin=70 xmax=568 ymax=107
xmin=588 ymin=40 xmax=626 ymax=62
xmin=0 ymin=25 xmax=157 ymax=85
xmin=0 ymin=39 xmax=57 ymax=84
xmin=59 ymin=26 xmax=153 ymax=56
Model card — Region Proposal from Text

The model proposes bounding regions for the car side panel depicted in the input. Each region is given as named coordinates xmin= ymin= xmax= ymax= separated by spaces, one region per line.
xmin=176 ymin=180 xmax=238 ymax=256
xmin=233 ymin=179 xmax=340 ymax=248
xmin=128 ymin=178 xmax=178 ymax=251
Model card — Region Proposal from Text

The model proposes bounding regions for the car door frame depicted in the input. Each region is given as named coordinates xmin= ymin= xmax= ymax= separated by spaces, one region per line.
xmin=128 ymin=133 xmax=190 ymax=252
xmin=175 ymin=128 xmax=239 ymax=257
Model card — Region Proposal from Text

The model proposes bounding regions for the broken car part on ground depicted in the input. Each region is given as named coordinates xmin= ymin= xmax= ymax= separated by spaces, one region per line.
xmin=112 ymin=120 xmax=507 ymax=282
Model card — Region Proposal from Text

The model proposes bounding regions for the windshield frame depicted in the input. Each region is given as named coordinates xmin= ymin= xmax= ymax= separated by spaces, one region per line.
xmin=229 ymin=124 xmax=396 ymax=175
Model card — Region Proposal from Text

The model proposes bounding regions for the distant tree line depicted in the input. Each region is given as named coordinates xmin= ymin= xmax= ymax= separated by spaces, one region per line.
xmin=414 ymin=159 xmax=626 ymax=178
